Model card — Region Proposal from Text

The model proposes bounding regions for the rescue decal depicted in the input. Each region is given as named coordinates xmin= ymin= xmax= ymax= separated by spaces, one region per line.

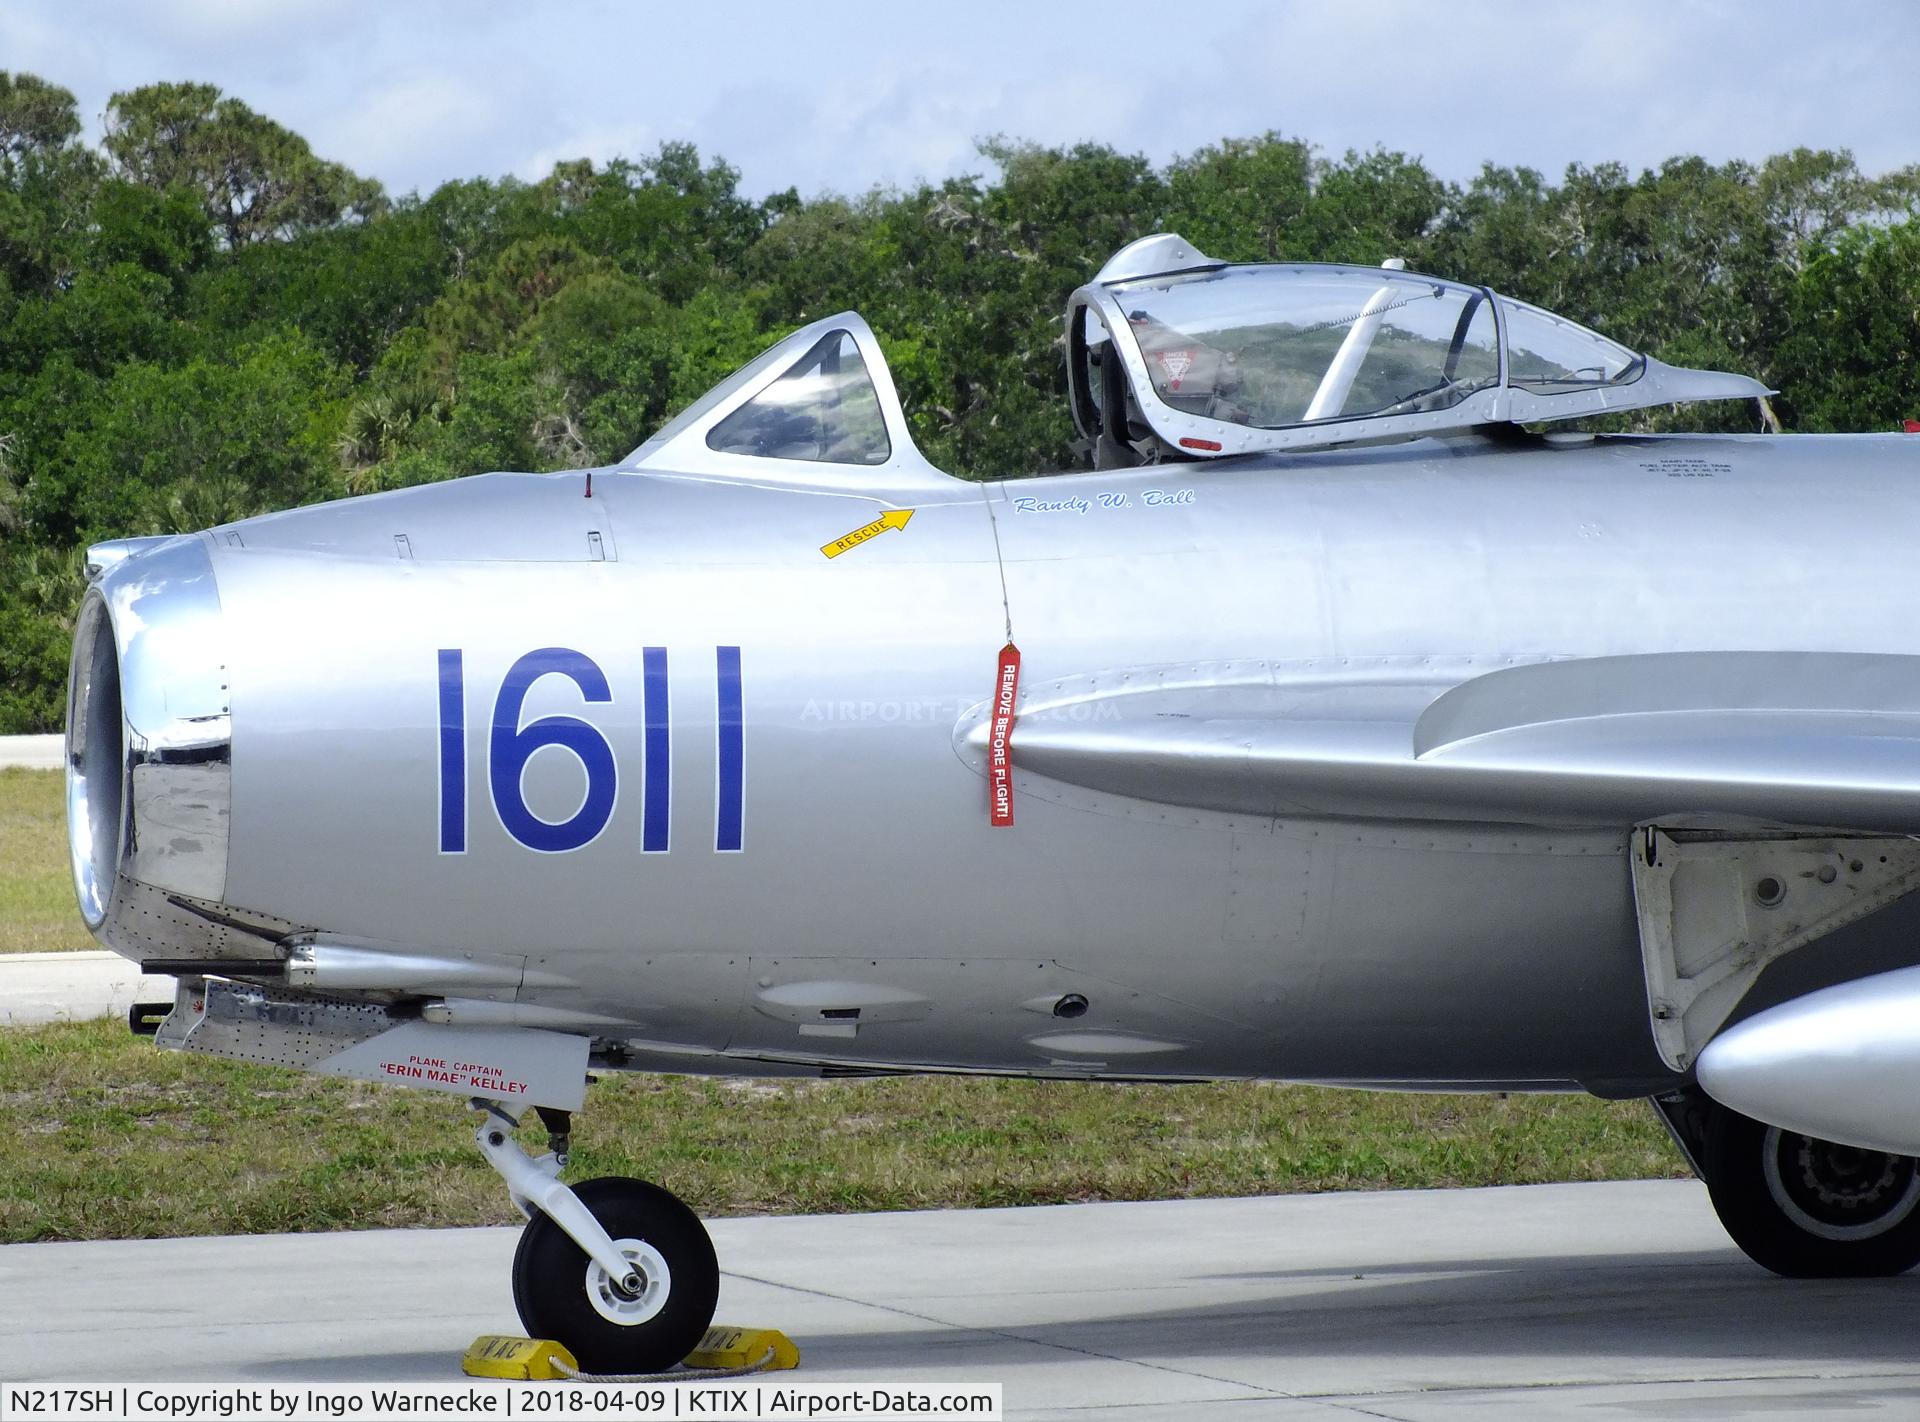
xmin=989 ymin=642 xmax=1021 ymax=827
xmin=436 ymin=646 xmax=744 ymax=855
xmin=820 ymin=507 xmax=914 ymax=558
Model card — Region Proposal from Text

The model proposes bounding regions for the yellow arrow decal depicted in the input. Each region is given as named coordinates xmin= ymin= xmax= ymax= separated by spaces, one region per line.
xmin=820 ymin=508 xmax=914 ymax=559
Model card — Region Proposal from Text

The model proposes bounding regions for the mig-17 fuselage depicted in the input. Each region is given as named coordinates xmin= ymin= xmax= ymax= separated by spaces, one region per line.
xmin=67 ymin=234 xmax=1920 ymax=1368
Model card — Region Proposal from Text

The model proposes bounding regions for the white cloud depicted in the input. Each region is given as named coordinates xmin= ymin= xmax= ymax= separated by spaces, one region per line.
xmin=6 ymin=0 xmax=1915 ymax=200
xmin=328 ymin=72 xmax=514 ymax=190
xmin=517 ymin=118 xmax=665 ymax=186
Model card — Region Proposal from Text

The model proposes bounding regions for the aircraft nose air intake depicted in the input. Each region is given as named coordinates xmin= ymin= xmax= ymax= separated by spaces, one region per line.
xmin=67 ymin=535 xmax=232 ymax=938
xmin=66 ymin=591 xmax=123 ymax=926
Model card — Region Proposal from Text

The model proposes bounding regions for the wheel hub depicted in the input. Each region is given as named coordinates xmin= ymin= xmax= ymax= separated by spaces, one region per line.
xmin=1763 ymin=1126 xmax=1920 ymax=1241
xmin=585 ymin=1237 xmax=673 ymax=1325
xmin=1797 ymin=1139 xmax=1898 ymax=1210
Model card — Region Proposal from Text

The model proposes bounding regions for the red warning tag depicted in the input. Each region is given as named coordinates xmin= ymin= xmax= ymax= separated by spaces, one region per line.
xmin=988 ymin=642 xmax=1021 ymax=826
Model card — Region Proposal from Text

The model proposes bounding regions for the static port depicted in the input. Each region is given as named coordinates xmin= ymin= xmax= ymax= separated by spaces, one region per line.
xmin=1053 ymin=993 xmax=1090 ymax=1019
xmin=1754 ymin=875 xmax=1786 ymax=908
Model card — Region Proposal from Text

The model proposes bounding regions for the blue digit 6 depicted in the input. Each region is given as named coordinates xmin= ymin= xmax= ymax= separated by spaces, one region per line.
xmin=489 ymin=648 xmax=617 ymax=853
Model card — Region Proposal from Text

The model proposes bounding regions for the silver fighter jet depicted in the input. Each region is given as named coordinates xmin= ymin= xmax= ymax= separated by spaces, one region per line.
xmin=66 ymin=233 xmax=1920 ymax=1370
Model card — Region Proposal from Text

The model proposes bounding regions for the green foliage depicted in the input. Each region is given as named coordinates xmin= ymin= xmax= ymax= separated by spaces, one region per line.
xmin=1778 ymin=221 xmax=1920 ymax=431
xmin=0 ymin=72 xmax=80 ymax=161
xmin=187 ymin=206 xmax=448 ymax=371
xmin=101 ymin=82 xmax=385 ymax=248
xmin=26 ymin=333 xmax=348 ymax=547
xmin=0 ymin=73 xmax=103 ymax=296
xmin=0 ymin=549 xmax=78 ymax=733
xmin=2 ymin=65 xmax=1919 ymax=730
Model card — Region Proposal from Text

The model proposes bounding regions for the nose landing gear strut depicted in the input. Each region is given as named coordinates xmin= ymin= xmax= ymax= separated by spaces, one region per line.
xmin=473 ymin=1099 xmax=720 ymax=1374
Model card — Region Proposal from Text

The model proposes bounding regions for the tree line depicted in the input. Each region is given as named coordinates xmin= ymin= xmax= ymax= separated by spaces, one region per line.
xmin=3 ymin=72 xmax=1919 ymax=731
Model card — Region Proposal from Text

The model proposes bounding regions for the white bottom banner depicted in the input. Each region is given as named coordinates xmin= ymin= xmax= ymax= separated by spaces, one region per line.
xmin=1 ymin=1384 xmax=1002 ymax=1422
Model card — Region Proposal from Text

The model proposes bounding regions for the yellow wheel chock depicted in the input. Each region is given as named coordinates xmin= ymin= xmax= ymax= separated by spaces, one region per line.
xmin=462 ymin=1335 xmax=578 ymax=1381
xmin=463 ymin=1325 xmax=799 ymax=1382
xmin=684 ymin=1326 xmax=801 ymax=1372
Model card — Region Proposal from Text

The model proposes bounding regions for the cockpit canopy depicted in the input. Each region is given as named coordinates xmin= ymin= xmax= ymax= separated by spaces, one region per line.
xmin=622 ymin=232 xmax=1772 ymax=485
xmin=1068 ymin=233 xmax=1770 ymax=465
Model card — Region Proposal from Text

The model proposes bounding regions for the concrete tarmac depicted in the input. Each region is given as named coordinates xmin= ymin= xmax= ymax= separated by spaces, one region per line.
xmin=0 ymin=734 xmax=61 ymax=770
xmin=7 ymin=1180 xmax=1920 ymax=1418
xmin=0 ymin=950 xmax=174 ymax=1026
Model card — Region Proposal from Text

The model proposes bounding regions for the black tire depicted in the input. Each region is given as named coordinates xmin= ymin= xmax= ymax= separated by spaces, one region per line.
xmin=1702 ymin=1103 xmax=1920 ymax=1278
xmin=512 ymin=1176 xmax=719 ymax=1374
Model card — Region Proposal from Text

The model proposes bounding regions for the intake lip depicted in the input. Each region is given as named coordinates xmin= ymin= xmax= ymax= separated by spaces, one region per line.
xmin=65 ymin=591 xmax=124 ymax=928
xmin=67 ymin=535 xmax=232 ymax=945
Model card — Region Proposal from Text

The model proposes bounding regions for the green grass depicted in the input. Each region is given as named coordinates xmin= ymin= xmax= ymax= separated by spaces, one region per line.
xmin=0 ymin=769 xmax=88 ymax=953
xmin=0 ymin=1019 xmax=1685 ymax=1243
xmin=0 ymin=764 xmax=1685 ymax=1242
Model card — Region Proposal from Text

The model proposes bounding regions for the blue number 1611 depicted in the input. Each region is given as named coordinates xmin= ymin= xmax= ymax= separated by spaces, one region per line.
xmin=436 ymin=645 xmax=743 ymax=856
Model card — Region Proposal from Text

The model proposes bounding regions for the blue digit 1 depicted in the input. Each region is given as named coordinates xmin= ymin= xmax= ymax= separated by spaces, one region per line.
xmin=437 ymin=649 xmax=466 ymax=854
xmin=716 ymin=646 xmax=743 ymax=852
xmin=490 ymin=648 xmax=618 ymax=853
xmin=642 ymin=647 xmax=669 ymax=853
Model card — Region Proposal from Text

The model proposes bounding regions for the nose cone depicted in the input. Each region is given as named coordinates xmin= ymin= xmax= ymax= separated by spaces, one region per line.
xmin=66 ymin=535 xmax=232 ymax=943
xmin=1697 ymin=965 xmax=1920 ymax=1155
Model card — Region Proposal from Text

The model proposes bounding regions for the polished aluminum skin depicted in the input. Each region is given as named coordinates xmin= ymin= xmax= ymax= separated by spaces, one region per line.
xmin=64 ymin=237 xmax=1920 ymax=1133
xmin=1698 ymin=966 xmax=1920 ymax=1154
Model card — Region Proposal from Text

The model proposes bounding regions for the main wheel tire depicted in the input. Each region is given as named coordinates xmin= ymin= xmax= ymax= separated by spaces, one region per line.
xmin=512 ymin=1176 xmax=719 ymax=1374
xmin=1702 ymin=1103 xmax=1920 ymax=1278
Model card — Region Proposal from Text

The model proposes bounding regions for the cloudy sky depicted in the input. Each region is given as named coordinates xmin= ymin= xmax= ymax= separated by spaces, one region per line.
xmin=5 ymin=0 xmax=1913 ymax=199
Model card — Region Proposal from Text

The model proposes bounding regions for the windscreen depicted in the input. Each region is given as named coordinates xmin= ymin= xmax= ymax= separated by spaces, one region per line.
xmin=707 ymin=330 xmax=891 ymax=465
xmin=1106 ymin=265 xmax=1500 ymax=428
xmin=1499 ymin=298 xmax=1644 ymax=393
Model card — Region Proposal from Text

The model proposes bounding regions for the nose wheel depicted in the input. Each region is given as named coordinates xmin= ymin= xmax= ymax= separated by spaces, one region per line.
xmin=475 ymin=1102 xmax=719 ymax=1374
xmin=514 ymin=1176 xmax=719 ymax=1372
